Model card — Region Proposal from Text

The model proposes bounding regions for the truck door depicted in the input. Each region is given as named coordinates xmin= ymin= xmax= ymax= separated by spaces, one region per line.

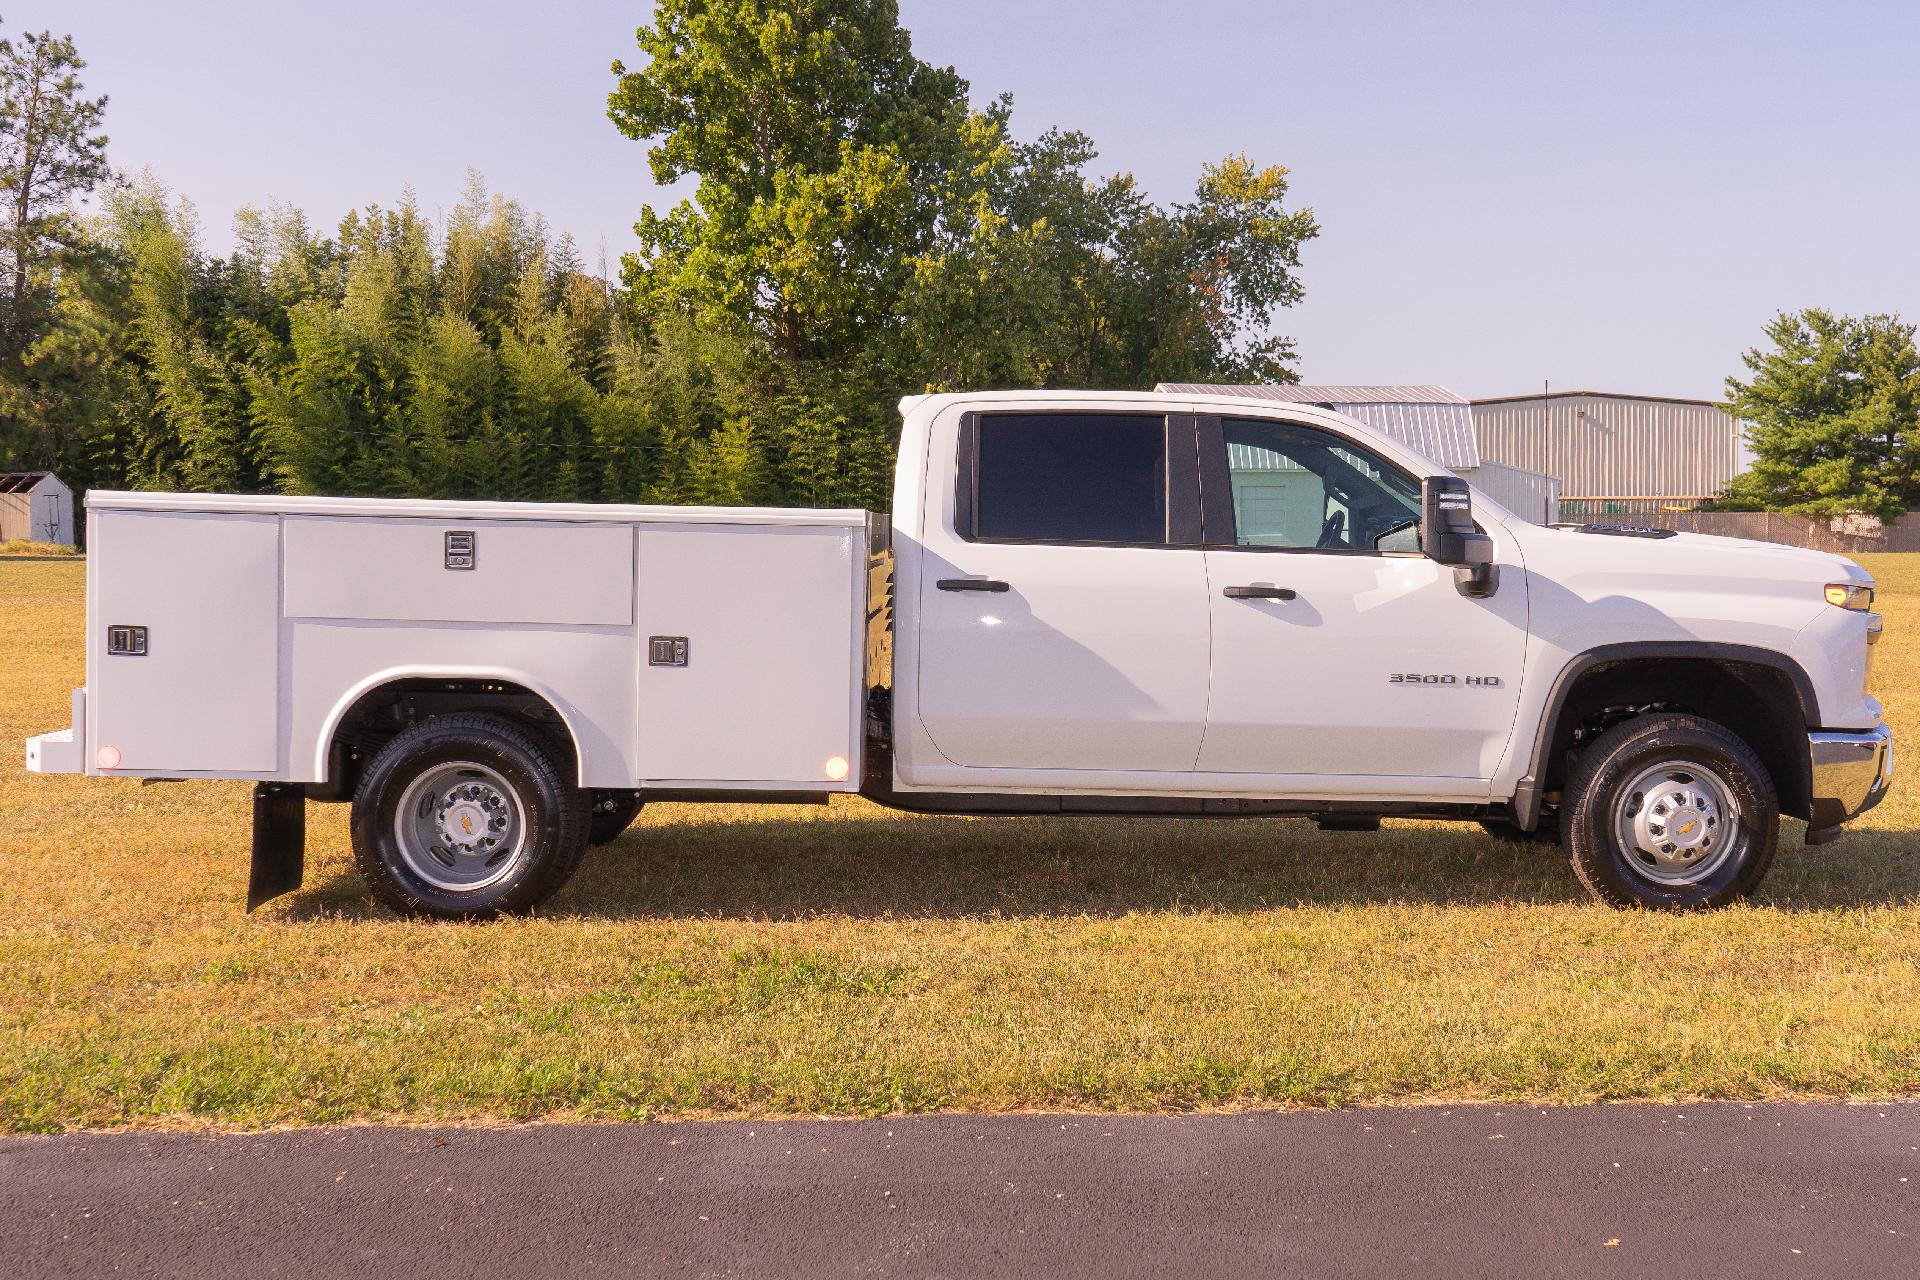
xmin=914 ymin=410 xmax=1211 ymax=773
xmin=1195 ymin=415 xmax=1528 ymax=782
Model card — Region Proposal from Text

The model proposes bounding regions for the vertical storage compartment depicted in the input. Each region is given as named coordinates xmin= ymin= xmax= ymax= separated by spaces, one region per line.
xmin=636 ymin=523 xmax=863 ymax=786
xmin=89 ymin=510 xmax=281 ymax=773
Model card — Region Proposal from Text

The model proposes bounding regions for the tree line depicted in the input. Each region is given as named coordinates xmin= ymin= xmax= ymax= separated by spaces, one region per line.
xmin=2 ymin=4 xmax=1913 ymax=520
xmin=0 ymin=2 xmax=1318 ymax=513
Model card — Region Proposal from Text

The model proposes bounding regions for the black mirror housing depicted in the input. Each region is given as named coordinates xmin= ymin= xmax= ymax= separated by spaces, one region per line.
xmin=1421 ymin=475 xmax=1486 ymax=565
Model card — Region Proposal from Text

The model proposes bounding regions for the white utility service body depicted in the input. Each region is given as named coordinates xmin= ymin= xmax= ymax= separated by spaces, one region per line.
xmin=27 ymin=391 xmax=1893 ymax=915
xmin=27 ymin=495 xmax=875 ymax=795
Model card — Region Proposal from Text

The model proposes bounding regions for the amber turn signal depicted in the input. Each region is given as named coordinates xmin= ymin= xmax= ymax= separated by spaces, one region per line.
xmin=1825 ymin=583 xmax=1875 ymax=610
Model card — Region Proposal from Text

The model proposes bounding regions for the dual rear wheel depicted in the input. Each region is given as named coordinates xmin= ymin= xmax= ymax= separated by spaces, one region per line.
xmin=351 ymin=714 xmax=594 ymax=920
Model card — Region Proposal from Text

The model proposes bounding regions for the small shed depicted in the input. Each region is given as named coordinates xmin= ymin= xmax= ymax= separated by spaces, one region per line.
xmin=0 ymin=471 xmax=75 ymax=546
xmin=1155 ymin=383 xmax=1562 ymax=523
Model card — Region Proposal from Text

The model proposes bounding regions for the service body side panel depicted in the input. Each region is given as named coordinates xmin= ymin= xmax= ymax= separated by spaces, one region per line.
xmin=634 ymin=523 xmax=864 ymax=788
xmin=286 ymin=620 xmax=643 ymax=788
xmin=89 ymin=509 xmax=281 ymax=773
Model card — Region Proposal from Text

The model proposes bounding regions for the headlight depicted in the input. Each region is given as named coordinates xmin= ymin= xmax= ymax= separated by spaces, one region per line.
xmin=1825 ymin=583 xmax=1875 ymax=610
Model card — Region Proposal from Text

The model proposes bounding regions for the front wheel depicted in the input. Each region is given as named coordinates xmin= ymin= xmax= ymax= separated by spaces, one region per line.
xmin=350 ymin=713 xmax=590 ymax=920
xmin=1561 ymin=713 xmax=1778 ymax=910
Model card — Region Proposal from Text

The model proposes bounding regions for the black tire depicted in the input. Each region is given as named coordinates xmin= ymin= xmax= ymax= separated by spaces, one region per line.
xmin=1561 ymin=713 xmax=1778 ymax=910
xmin=587 ymin=791 xmax=643 ymax=846
xmin=1477 ymin=818 xmax=1561 ymax=845
xmin=350 ymin=713 xmax=590 ymax=920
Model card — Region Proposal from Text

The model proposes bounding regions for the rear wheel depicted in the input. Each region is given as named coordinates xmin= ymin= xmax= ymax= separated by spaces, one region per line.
xmin=350 ymin=713 xmax=590 ymax=920
xmin=1561 ymin=713 xmax=1777 ymax=910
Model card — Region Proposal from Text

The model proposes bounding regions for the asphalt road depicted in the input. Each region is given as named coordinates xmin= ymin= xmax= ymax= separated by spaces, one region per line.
xmin=2 ymin=1102 xmax=1915 ymax=1278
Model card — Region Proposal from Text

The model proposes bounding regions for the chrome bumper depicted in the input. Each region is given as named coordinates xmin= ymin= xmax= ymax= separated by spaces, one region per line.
xmin=1806 ymin=723 xmax=1893 ymax=837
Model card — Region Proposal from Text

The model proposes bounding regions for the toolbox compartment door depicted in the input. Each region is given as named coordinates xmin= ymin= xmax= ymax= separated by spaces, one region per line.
xmin=282 ymin=517 xmax=634 ymax=627
xmin=90 ymin=510 xmax=281 ymax=773
xmin=636 ymin=523 xmax=862 ymax=786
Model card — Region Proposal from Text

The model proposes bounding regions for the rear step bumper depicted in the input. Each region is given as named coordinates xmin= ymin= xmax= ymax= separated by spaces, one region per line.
xmin=24 ymin=688 xmax=85 ymax=774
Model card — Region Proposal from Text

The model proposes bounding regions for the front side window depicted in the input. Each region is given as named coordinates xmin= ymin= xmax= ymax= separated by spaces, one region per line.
xmin=971 ymin=413 xmax=1167 ymax=544
xmin=1222 ymin=419 xmax=1422 ymax=552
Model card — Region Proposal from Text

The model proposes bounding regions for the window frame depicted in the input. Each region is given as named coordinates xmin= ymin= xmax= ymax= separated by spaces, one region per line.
xmin=954 ymin=410 xmax=1204 ymax=549
xmin=1198 ymin=413 xmax=1428 ymax=557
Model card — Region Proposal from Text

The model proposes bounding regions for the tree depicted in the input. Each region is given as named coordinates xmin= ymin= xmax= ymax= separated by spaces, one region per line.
xmin=608 ymin=0 xmax=1319 ymax=508
xmin=0 ymin=25 xmax=110 ymax=351
xmin=609 ymin=0 xmax=968 ymax=361
xmin=1721 ymin=310 xmax=1920 ymax=520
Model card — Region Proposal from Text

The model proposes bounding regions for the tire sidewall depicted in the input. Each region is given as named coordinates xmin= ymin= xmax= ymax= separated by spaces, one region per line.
xmin=351 ymin=717 xmax=584 ymax=919
xmin=1566 ymin=717 xmax=1778 ymax=910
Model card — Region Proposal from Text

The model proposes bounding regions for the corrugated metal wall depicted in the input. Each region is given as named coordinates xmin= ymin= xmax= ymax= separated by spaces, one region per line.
xmin=1472 ymin=394 xmax=1744 ymax=501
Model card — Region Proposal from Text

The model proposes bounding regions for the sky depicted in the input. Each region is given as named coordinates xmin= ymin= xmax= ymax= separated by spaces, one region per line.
xmin=35 ymin=0 xmax=1920 ymax=400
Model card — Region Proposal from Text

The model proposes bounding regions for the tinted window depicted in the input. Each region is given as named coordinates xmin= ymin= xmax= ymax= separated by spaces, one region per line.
xmin=1221 ymin=419 xmax=1422 ymax=552
xmin=973 ymin=413 xmax=1167 ymax=543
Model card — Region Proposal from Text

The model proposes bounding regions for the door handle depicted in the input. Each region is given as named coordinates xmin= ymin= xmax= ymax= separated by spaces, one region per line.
xmin=938 ymin=577 xmax=1010 ymax=593
xmin=1223 ymin=585 xmax=1296 ymax=601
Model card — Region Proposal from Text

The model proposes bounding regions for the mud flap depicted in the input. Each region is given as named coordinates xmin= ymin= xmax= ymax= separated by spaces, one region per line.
xmin=247 ymin=783 xmax=306 ymax=911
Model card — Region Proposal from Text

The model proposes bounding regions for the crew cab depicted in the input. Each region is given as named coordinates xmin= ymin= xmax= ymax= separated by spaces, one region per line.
xmin=26 ymin=391 xmax=1892 ymax=915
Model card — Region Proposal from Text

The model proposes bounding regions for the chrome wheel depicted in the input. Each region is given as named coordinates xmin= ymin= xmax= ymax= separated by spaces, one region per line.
xmin=392 ymin=761 xmax=529 ymax=893
xmin=1612 ymin=759 xmax=1739 ymax=886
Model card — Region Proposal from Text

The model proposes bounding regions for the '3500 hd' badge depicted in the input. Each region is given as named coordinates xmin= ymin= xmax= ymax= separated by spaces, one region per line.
xmin=1389 ymin=673 xmax=1503 ymax=687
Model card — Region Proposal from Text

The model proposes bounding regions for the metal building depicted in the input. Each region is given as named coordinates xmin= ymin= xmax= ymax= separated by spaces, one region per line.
xmin=0 ymin=471 xmax=74 ymax=546
xmin=1155 ymin=383 xmax=1562 ymax=523
xmin=1470 ymin=391 xmax=1749 ymax=520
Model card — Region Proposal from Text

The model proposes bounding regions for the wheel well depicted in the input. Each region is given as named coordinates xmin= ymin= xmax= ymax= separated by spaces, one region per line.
xmin=313 ymin=679 xmax=578 ymax=802
xmin=1535 ymin=658 xmax=1811 ymax=822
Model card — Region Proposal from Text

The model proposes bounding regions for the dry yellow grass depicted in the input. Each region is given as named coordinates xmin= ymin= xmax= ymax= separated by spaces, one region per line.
xmin=0 ymin=555 xmax=1915 ymax=1132
xmin=0 ymin=539 xmax=78 ymax=557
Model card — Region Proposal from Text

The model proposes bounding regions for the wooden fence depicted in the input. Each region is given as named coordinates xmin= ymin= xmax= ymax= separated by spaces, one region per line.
xmin=1597 ymin=509 xmax=1920 ymax=554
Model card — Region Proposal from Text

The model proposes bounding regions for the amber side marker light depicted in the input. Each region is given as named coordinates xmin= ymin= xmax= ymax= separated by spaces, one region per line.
xmin=1825 ymin=583 xmax=1875 ymax=611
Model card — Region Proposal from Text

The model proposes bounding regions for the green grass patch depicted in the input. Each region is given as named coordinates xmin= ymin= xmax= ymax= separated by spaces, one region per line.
xmin=1 ymin=556 xmax=1917 ymax=1131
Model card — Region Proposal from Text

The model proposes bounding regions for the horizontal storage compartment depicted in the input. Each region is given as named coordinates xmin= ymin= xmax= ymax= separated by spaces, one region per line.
xmin=284 ymin=517 xmax=634 ymax=627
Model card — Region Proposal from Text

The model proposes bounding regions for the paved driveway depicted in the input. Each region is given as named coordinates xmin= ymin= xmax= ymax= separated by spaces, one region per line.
xmin=2 ymin=1102 xmax=1915 ymax=1277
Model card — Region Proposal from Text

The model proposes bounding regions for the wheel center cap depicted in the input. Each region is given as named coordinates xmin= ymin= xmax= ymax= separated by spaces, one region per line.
xmin=440 ymin=800 xmax=491 ymax=849
xmin=1668 ymin=807 xmax=1706 ymax=848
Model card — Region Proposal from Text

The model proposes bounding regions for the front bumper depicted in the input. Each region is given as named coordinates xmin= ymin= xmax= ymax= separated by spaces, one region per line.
xmin=1806 ymin=722 xmax=1893 ymax=838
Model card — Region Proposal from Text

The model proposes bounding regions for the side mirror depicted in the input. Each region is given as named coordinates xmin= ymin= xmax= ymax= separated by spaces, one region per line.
xmin=1420 ymin=476 xmax=1486 ymax=564
xmin=1421 ymin=475 xmax=1498 ymax=597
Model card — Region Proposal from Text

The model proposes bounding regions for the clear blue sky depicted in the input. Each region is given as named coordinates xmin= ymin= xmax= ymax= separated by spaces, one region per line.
xmin=38 ymin=0 xmax=1920 ymax=399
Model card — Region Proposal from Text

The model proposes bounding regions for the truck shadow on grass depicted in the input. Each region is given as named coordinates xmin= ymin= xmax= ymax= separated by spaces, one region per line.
xmin=285 ymin=809 xmax=1920 ymax=920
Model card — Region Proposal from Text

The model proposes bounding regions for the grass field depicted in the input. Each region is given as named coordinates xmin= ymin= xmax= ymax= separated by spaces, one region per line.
xmin=1 ymin=555 xmax=1915 ymax=1132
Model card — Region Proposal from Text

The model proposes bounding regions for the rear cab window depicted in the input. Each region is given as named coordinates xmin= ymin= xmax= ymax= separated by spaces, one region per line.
xmin=962 ymin=413 xmax=1177 ymax=545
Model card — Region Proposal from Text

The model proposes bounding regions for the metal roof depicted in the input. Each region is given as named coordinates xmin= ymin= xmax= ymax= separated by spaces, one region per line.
xmin=0 ymin=471 xmax=54 ymax=493
xmin=1155 ymin=384 xmax=1479 ymax=468
xmin=1471 ymin=390 xmax=1720 ymax=408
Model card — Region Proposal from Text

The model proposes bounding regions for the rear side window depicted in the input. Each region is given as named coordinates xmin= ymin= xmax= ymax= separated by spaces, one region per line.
xmin=970 ymin=413 xmax=1167 ymax=544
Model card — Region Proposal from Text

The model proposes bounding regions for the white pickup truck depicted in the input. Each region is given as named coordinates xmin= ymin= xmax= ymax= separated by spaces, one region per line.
xmin=26 ymin=391 xmax=1891 ymax=916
